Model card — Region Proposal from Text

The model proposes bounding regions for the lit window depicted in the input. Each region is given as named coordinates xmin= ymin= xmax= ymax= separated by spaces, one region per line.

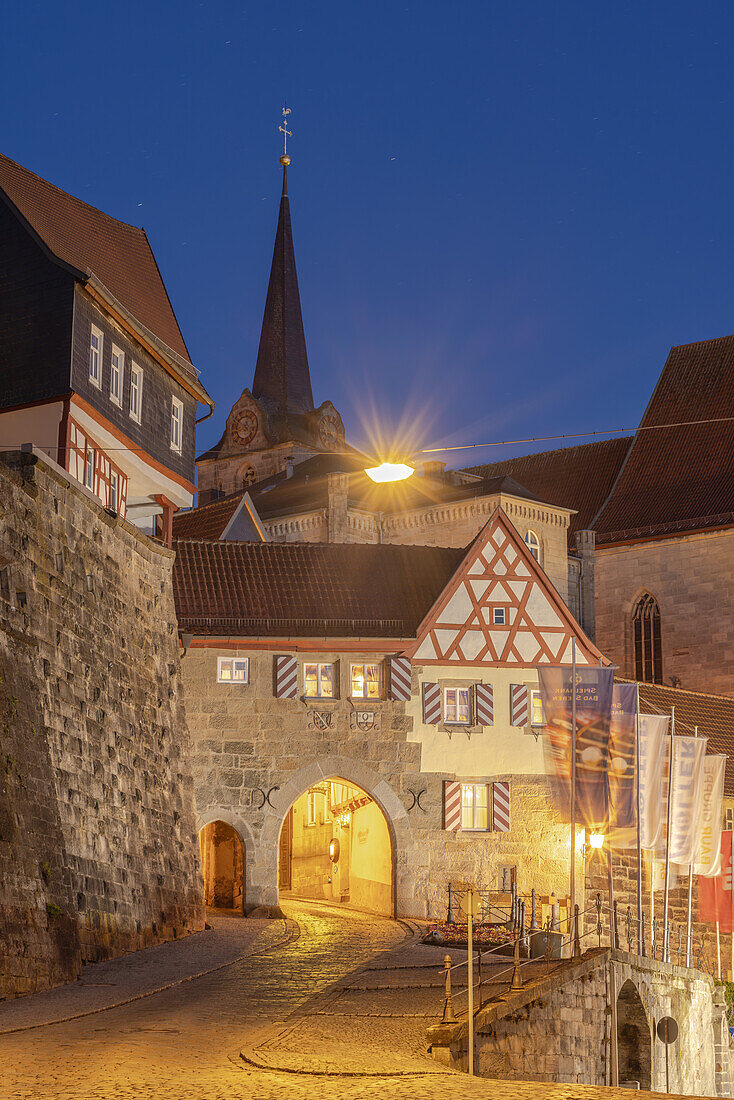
xmin=109 ymin=471 xmax=119 ymax=512
xmin=461 ymin=783 xmax=489 ymax=831
xmin=303 ymin=663 xmax=335 ymax=698
xmin=217 ymin=657 xmax=249 ymax=683
xmin=350 ymin=663 xmax=380 ymax=699
xmin=530 ymin=689 xmax=544 ymax=727
xmin=307 ymin=790 xmax=319 ymax=826
xmin=171 ymin=396 xmax=183 ymax=453
xmin=444 ymin=687 xmax=471 ymax=724
xmin=110 ymin=345 xmax=124 ymax=405
xmin=493 ymin=608 xmax=505 ymax=625
xmin=130 ymin=365 xmax=143 ymax=423
xmin=85 ymin=447 xmax=95 ymax=491
xmin=89 ymin=327 xmax=103 ymax=387
xmin=525 ymin=530 xmax=540 ymax=561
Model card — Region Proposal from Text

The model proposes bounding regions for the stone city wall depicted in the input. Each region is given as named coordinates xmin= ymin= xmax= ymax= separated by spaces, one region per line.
xmin=0 ymin=450 xmax=204 ymax=999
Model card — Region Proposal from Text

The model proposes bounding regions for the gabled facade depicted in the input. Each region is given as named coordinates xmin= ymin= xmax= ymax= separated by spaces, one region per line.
xmin=174 ymin=508 xmax=604 ymax=919
xmin=0 ymin=152 xmax=214 ymax=543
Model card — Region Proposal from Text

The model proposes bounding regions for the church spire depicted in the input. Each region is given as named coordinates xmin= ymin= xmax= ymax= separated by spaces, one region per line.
xmin=252 ymin=107 xmax=314 ymax=417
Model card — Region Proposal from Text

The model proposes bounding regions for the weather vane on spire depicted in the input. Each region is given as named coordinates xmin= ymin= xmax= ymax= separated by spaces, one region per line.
xmin=279 ymin=104 xmax=292 ymax=167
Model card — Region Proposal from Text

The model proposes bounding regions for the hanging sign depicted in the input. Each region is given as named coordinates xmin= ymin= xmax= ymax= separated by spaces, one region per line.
xmin=539 ymin=665 xmax=614 ymax=827
xmin=668 ymin=736 xmax=707 ymax=866
xmin=694 ymin=755 xmax=726 ymax=877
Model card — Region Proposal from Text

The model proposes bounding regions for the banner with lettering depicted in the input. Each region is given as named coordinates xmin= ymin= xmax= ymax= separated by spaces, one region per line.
xmin=638 ymin=714 xmax=669 ymax=851
xmin=699 ymin=830 xmax=733 ymax=931
xmin=608 ymin=683 xmax=638 ymax=831
xmin=668 ymin=735 xmax=707 ymax=866
xmin=539 ymin=665 xmax=615 ymax=827
xmin=694 ymin=754 xmax=726 ymax=877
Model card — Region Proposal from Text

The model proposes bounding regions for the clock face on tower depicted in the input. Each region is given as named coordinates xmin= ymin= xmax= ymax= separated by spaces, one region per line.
xmin=233 ymin=410 xmax=258 ymax=446
xmin=319 ymin=414 xmax=342 ymax=448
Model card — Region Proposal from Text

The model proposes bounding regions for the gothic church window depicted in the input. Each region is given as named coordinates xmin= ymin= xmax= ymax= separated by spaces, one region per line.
xmin=632 ymin=593 xmax=662 ymax=684
xmin=525 ymin=530 xmax=541 ymax=560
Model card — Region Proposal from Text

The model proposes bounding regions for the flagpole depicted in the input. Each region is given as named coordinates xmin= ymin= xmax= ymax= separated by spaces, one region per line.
xmin=635 ymin=686 xmax=642 ymax=952
xmin=685 ymin=724 xmax=698 ymax=968
xmin=662 ymin=705 xmax=675 ymax=963
xmin=570 ymin=638 xmax=577 ymax=942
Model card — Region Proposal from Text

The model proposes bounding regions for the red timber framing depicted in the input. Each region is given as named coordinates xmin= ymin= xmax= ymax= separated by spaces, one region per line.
xmin=68 ymin=418 xmax=128 ymax=517
xmin=409 ymin=508 xmax=605 ymax=667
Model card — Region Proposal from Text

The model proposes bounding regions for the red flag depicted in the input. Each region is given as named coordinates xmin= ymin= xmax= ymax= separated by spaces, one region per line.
xmin=699 ymin=830 xmax=733 ymax=931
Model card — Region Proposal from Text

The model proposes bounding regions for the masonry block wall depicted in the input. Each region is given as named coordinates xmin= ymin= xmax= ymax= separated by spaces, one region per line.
xmin=594 ymin=529 xmax=734 ymax=696
xmin=0 ymin=450 xmax=204 ymax=999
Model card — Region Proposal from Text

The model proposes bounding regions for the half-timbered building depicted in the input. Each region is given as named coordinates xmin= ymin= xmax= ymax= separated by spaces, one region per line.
xmin=0 ymin=152 xmax=214 ymax=543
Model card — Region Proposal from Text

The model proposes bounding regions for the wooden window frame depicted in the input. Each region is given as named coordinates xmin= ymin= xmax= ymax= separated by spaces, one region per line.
xmin=444 ymin=686 xmax=471 ymax=725
xmin=349 ymin=662 xmax=381 ymax=700
xmin=303 ymin=662 xmax=336 ymax=699
xmin=89 ymin=326 xmax=103 ymax=388
xmin=84 ymin=446 xmax=95 ymax=491
xmin=110 ymin=345 xmax=124 ymax=406
xmin=529 ymin=688 xmax=544 ymax=727
xmin=170 ymin=396 xmax=183 ymax=453
xmin=525 ymin=529 xmax=541 ymax=561
xmin=461 ymin=782 xmax=490 ymax=832
xmin=492 ymin=607 xmax=506 ymax=625
xmin=217 ymin=656 xmax=249 ymax=684
xmin=130 ymin=364 xmax=143 ymax=424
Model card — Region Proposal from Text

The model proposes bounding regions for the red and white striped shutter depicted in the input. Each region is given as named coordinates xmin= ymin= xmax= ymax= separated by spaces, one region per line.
xmin=443 ymin=780 xmax=462 ymax=831
xmin=510 ymin=684 xmax=529 ymax=726
xmin=274 ymin=655 xmax=298 ymax=699
xmin=422 ymin=682 xmax=441 ymax=724
xmin=492 ymin=782 xmax=511 ymax=832
xmin=475 ymin=683 xmax=494 ymax=725
xmin=388 ymin=656 xmax=412 ymax=701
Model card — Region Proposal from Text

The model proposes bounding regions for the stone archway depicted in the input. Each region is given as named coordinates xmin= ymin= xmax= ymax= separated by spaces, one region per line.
xmin=198 ymin=820 xmax=245 ymax=913
xmin=617 ymin=979 xmax=652 ymax=1090
xmin=257 ymin=756 xmax=412 ymax=915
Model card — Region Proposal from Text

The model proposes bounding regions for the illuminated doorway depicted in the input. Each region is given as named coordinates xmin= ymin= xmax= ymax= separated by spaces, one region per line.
xmin=198 ymin=821 xmax=245 ymax=913
xmin=278 ymin=778 xmax=393 ymax=915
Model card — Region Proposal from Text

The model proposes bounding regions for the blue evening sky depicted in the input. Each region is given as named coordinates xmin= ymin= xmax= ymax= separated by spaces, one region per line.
xmin=2 ymin=2 xmax=733 ymax=467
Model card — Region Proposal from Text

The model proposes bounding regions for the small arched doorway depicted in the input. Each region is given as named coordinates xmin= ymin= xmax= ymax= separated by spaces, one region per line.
xmin=617 ymin=979 xmax=652 ymax=1090
xmin=198 ymin=821 xmax=245 ymax=913
xmin=278 ymin=777 xmax=393 ymax=915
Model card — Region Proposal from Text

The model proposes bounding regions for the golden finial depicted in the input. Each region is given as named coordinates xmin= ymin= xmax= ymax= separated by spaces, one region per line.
xmin=279 ymin=104 xmax=292 ymax=167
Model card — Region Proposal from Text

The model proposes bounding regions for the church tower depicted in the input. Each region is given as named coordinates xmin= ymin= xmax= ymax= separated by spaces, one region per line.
xmin=196 ymin=118 xmax=345 ymax=503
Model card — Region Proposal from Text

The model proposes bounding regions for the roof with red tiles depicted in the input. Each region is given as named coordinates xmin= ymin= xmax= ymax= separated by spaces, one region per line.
xmin=592 ymin=335 xmax=734 ymax=545
xmin=620 ymin=678 xmax=734 ymax=795
xmin=465 ymin=436 xmax=633 ymax=542
xmin=173 ymin=494 xmax=245 ymax=540
xmin=172 ymin=539 xmax=464 ymax=637
xmin=0 ymin=152 xmax=193 ymax=368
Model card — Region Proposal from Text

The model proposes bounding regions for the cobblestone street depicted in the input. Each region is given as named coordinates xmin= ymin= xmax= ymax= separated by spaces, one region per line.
xmin=0 ymin=901 xmax=691 ymax=1100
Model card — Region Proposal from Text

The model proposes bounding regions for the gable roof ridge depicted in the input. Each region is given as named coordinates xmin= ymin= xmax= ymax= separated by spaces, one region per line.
xmin=617 ymin=676 xmax=734 ymax=706
xmin=466 ymin=433 xmax=634 ymax=473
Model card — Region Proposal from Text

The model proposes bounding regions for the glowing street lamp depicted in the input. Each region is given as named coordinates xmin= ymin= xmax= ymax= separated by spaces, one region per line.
xmin=364 ymin=461 xmax=415 ymax=483
xmin=589 ymin=832 xmax=605 ymax=850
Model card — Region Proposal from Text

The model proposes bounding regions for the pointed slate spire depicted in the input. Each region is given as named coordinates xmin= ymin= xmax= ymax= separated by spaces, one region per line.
xmin=252 ymin=166 xmax=315 ymax=417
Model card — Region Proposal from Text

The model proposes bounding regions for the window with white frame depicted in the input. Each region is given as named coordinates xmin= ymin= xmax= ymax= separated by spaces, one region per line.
xmin=525 ymin=530 xmax=540 ymax=561
xmin=444 ymin=687 xmax=471 ymax=724
xmin=109 ymin=470 xmax=119 ymax=512
xmin=130 ymin=364 xmax=143 ymax=423
xmin=89 ymin=326 xmax=103 ymax=387
xmin=307 ymin=790 xmax=320 ymax=826
xmin=492 ymin=607 xmax=506 ymax=625
xmin=170 ymin=396 xmax=183 ymax=452
xmin=84 ymin=447 xmax=95 ymax=491
xmin=110 ymin=345 xmax=124 ymax=405
xmin=530 ymin=689 xmax=544 ymax=727
xmin=461 ymin=782 xmax=489 ymax=831
xmin=350 ymin=662 xmax=380 ymax=699
xmin=217 ymin=657 xmax=249 ymax=683
xmin=303 ymin=662 xmax=335 ymax=698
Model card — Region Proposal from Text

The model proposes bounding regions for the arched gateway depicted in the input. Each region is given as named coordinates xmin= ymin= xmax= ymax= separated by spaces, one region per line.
xmin=617 ymin=979 xmax=652 ymax=1090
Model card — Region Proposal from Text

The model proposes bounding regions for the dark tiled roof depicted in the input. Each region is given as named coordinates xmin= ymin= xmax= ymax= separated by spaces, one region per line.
xmin=465 ymin=437 xmax=632 ymax=541
xmin=172 ymin=540 xmax=464 ymax=636
xmin=593 ymin=336 xmax=734 ymax=544
xmin=0 ymin=152 xmax=192 ymax=366
xmin=620 ymin=679 xmax=734 ymax=795
xmin=173 ymin=494 xmax=244 ymax=539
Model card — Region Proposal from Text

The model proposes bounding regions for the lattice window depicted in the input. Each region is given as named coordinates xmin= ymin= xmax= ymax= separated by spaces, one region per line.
xmin=632 ymin=593 xmax=662 ymax=684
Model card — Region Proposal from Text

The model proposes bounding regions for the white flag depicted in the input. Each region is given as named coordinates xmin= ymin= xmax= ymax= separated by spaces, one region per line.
xmin=694 ymin=754 xmax=726 ymax=876
xmin=638 ymin=714 xmax=668 ymax=850
xmin=668 ymin=735 xmax=707 ymax=865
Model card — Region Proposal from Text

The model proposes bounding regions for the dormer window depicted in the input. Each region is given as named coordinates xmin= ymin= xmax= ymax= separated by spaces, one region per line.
xmin=170 ymin=397 xmax=183 ymax=453
xmin=110 ymin=346 xmax=124 ymax=406
xmin=89 ymin=327 xmax=103 ymax=388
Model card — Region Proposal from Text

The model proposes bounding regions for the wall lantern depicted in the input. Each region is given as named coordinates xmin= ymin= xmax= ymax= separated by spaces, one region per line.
xmin=329 ymin=838 xmax=340 ymax=863
xmin=589 ymin=832 xmax=605 ymax=850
